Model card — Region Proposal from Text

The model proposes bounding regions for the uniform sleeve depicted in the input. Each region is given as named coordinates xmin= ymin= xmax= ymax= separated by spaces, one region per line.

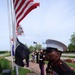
xmin=52 ymin=60 xmax=75 ymax=75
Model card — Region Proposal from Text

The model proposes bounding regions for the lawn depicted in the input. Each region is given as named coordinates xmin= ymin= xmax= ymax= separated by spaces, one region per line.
xmin=0 ymin=57 xmax=35 ymax=75
xmin=11 ymin=67 xmax=33 ymax=75
xmin=66 ymin=62 xmax=75 ymax=71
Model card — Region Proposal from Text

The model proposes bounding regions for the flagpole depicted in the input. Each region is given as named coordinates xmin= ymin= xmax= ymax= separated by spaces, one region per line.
xmin=9 ymin=0 xmax=40 ymax=75
xmin=10 ymin=0 xmax=19 ymax=75
xmin=7 ymin=0 xmax=14 ymax=70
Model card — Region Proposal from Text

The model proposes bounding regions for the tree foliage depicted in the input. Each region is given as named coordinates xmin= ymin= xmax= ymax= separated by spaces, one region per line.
xmin=70 ymin=32 xmax=75 ymax=45
xmin=29 ymin=45 xmax=34 ymax=52
xmin=29 ymin=44 xmax=42 ymax=52
xmin=34 ymin=44 xmax=42 ymax=50
xmin=68 ymin=32 xmax=75 ymax=51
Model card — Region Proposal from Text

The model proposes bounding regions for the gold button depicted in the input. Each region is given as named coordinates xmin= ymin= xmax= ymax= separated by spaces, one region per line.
xmin=60 ymin=63 xmax=62 ymax=64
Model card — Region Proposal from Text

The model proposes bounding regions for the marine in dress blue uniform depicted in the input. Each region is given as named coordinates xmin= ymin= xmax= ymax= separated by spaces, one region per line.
xmin=44 ymin=39 xmax=75 ymax=75
xmin=39 ymin=49 xmax=45 ymax=75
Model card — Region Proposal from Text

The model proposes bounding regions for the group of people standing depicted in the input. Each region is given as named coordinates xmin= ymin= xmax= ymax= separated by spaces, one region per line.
xmin=30 ymin=39 xmax=75 ymax=75
xmin=14 ymin=38 xmax=75 ymax=75
xmin=31 ymin=49 xmax=45 ymax=75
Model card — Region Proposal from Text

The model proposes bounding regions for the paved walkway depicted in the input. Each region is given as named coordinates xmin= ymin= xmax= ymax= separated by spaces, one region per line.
xmin=5 ymin=56 xmax=47 ymax=75
xmin=24 ymin=62 xmax=47 ymax=75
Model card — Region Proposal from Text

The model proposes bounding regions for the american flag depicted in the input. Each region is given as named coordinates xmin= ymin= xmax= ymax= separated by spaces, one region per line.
xmin=13 ymin=0 xmax=39 ymax=27
xmin=16 ymin=25 xmax=24 ymax=35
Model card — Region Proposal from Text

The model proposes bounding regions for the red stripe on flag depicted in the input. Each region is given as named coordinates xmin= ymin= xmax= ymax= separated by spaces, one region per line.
xmin=15 ymin=0 xmax=25 ymax=14
xmin=17 ymin=3 xmax=39 ymax=25
xmin=13 ymin=0 xmax=40 ymax=26
xmin=16 ymin=1 xmax=30 ymax=20
xmin=14 ymin=0 xmax=19 ymax=8
xmin=30 ymin=0 xmax=34 ymax=2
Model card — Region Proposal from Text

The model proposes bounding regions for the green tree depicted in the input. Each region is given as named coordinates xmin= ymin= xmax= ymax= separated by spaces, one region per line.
xmin=68 ymin=32 xmax=75 ymax=52
xmin=29 ymin=45 xmax=34 ymax=52
xmin=68 ymin=43 xmax=75 ymax=52
xmin=71 ymin=32 xmax=75 ymax=45
xmin=34 ymin=44 xmax=42 ymax=51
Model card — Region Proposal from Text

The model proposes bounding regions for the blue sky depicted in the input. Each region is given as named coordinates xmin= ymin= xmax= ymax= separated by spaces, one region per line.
xmin=0 ymin=0 xmax=75 ymax=50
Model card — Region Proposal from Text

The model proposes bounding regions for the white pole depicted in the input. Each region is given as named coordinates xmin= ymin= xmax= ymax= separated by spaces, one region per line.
xmin=7 ymin=0 xmax=14 ymax=70
xmin=10 ymin=0 xmax=19 ymax=75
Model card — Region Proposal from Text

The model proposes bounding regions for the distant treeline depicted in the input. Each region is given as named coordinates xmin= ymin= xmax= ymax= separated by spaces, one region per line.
xmin=63 ymin=50 xmax=75 ymax=53
xmin=0 ymin=50 xmax=75 ymax=54
xmin=0 ymin=51 xmax=10 ymax=54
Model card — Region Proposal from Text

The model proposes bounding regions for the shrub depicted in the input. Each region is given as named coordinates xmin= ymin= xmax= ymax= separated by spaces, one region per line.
xmin=0 ymin=58 xmax=11 ymax=70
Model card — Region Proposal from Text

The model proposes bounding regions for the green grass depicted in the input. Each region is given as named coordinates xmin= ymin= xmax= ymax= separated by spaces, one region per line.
xmin=66 ymin=62 xmax=75 ymax=71
xmin=11 ymin=67 xmax=32 ymax=75
xmin=0 ymin=58 xmax=11 ymax=70
xmin=0 ymin=58 xmax=35 ymax=75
